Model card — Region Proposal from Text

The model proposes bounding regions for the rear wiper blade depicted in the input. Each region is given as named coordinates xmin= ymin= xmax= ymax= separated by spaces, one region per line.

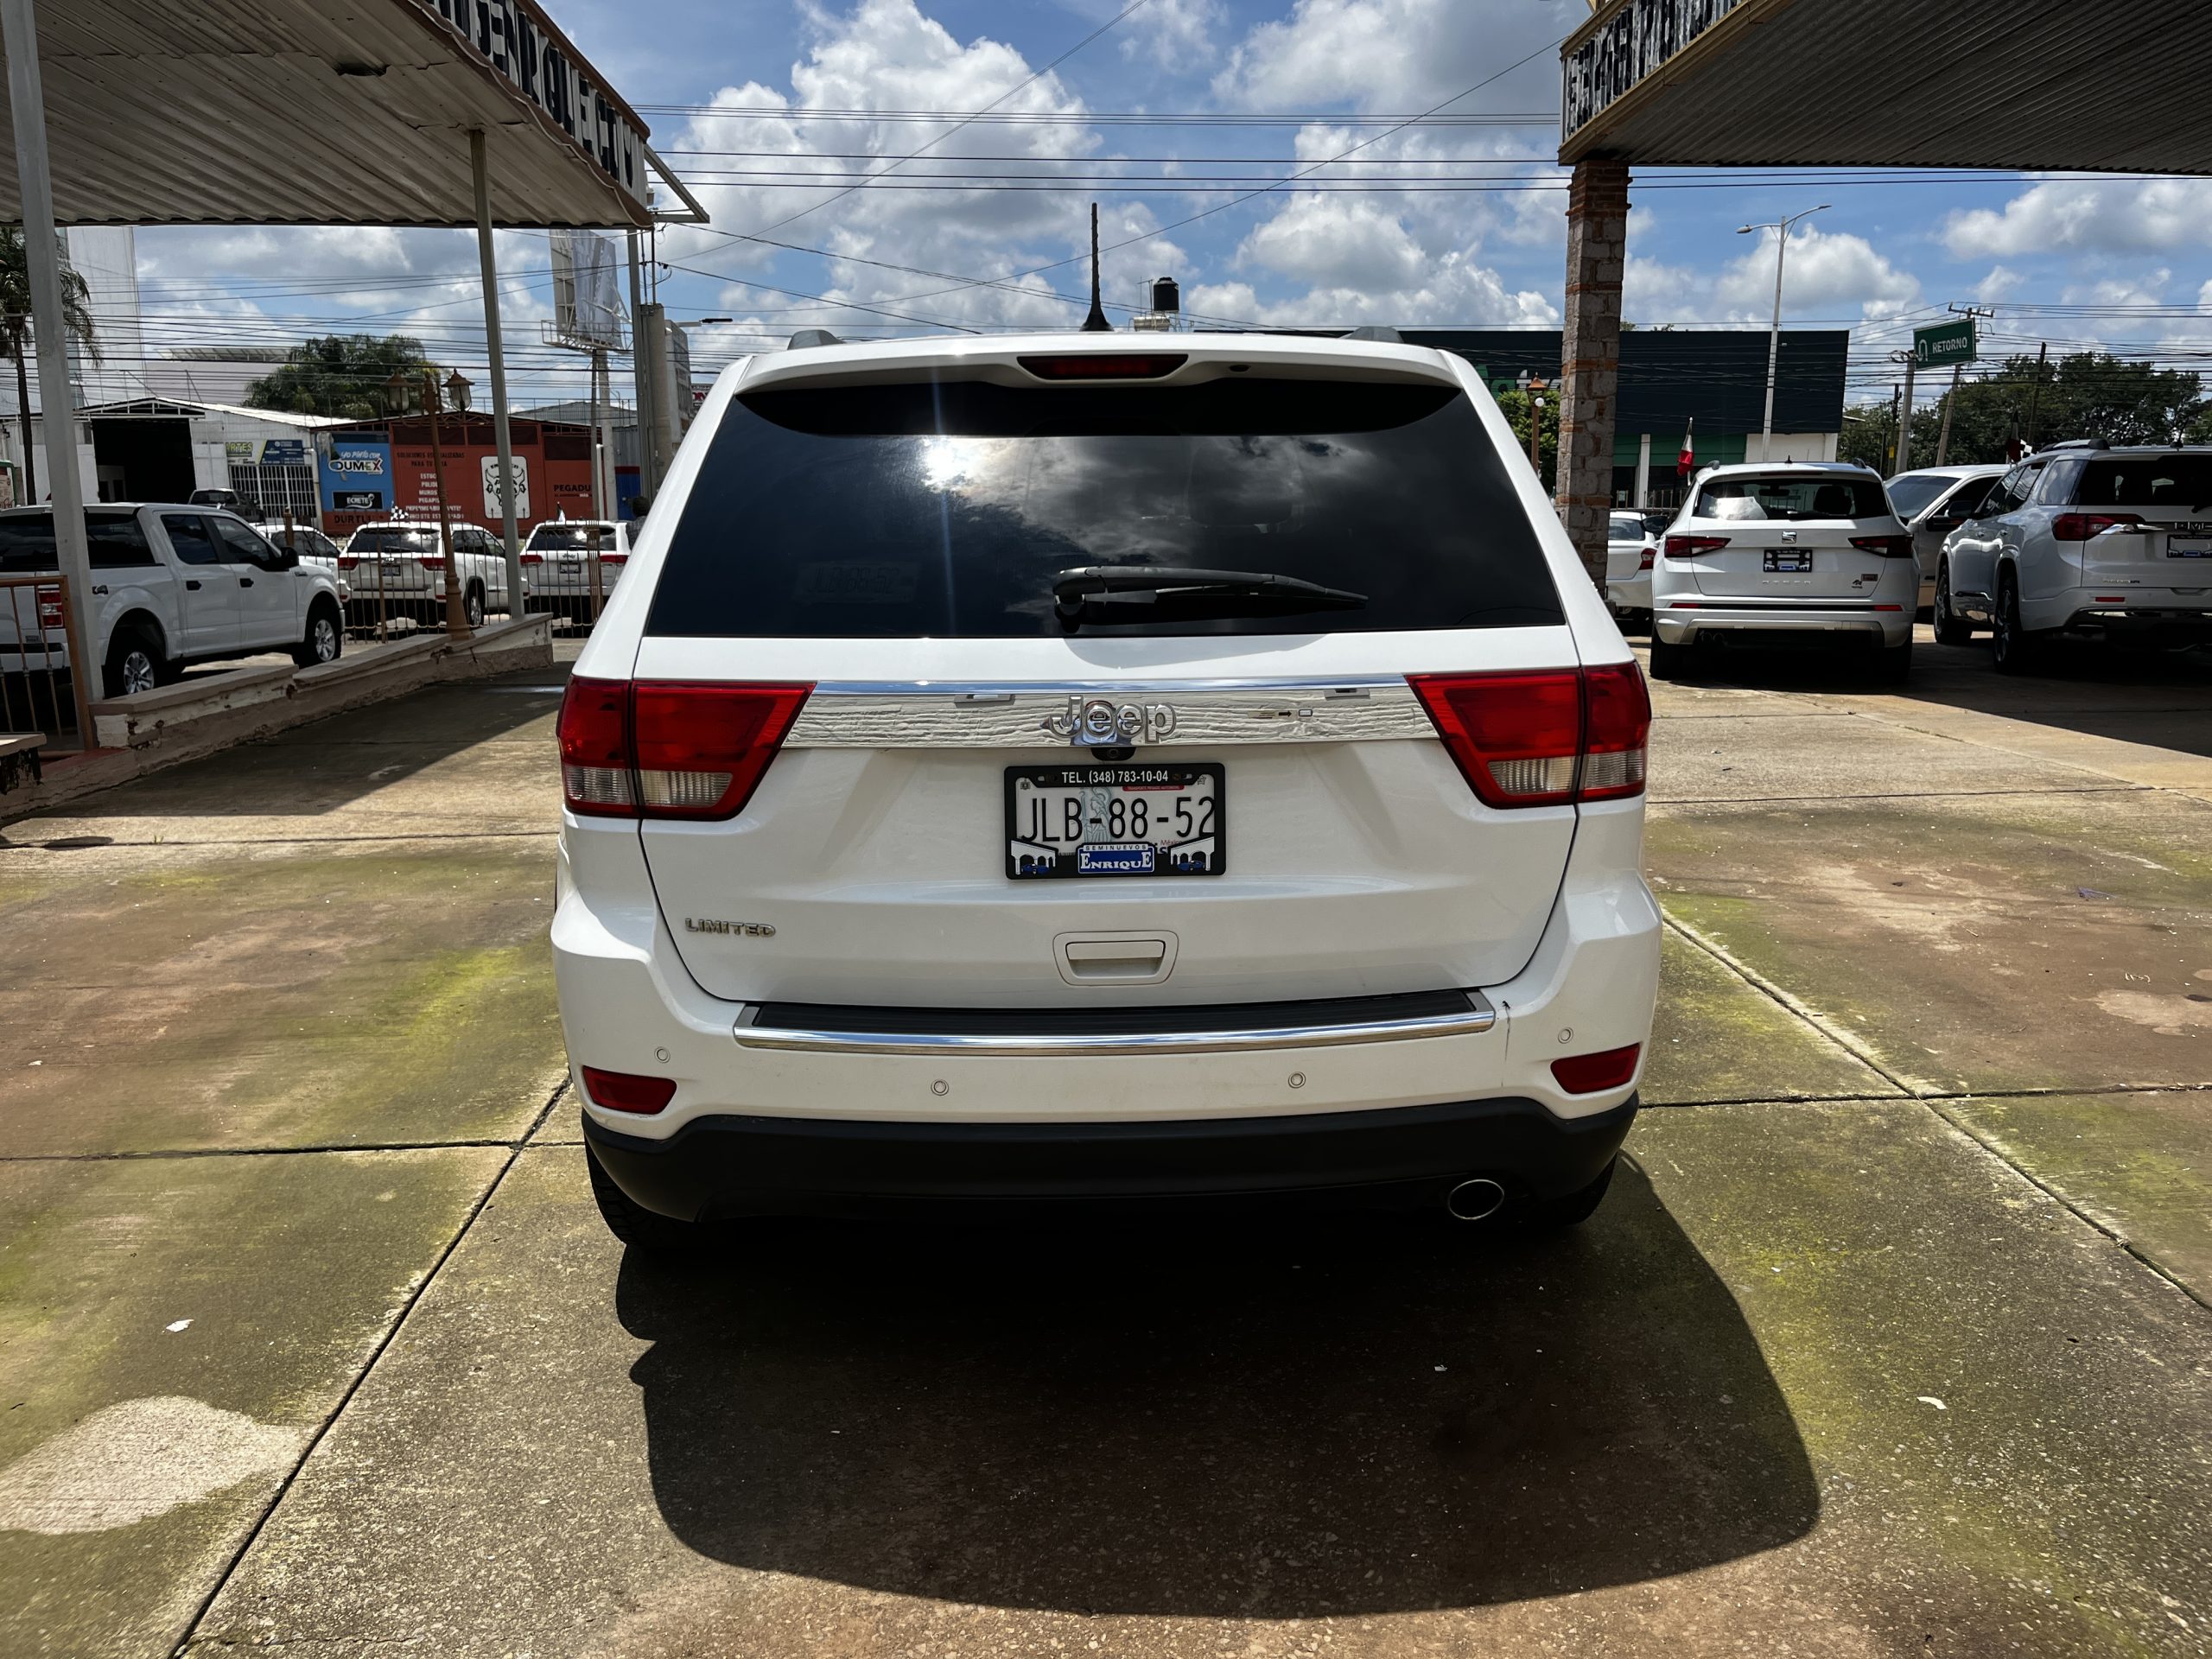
xmin=1052 ymin=565 xmax=1367 ymax=626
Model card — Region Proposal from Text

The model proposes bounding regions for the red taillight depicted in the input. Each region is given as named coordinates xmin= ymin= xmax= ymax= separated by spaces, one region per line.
xmin=336 ymin=556 xmax=358 ymax=569
xmin=557 ymin=676 xmax=634 ymax=816
xmin=1664 ymin=533 xmax=1729 ymax=559
xmin=1409 ymin=663 xmax=1649 ymax=809
xmin=1017 ymin=353 xmax=1186 ymax=380
xmin=1579 ymin=661 xmax=1652 ymax=802
xmin=35 ymin=586 xmax=63 ymax=629
xmin=1637 ymin=546 xmax=1655 ymax=571
xmin=556 ymin=677 xmax=812 ymax=821
xmin=1551 ymin=1044 xmax=1642 ymax=1095
xmin=519 ymin=551 xmax=544 ymax=564
xmin=1849 ymin=534 xmax=1914 ymax=558
xmin=580 ymin=1065 xmax=676 ymax=1115
xmin=2052 ymin=512 xmax=2142 ymax=541
xmin=418 ymin=556 xmax=447 ymax=569
xmin=600 ymin=553 xmax=627 ymax=566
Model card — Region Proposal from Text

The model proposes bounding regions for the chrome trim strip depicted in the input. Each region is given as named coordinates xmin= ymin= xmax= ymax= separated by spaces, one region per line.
xmin=785 ymin=678 xmax=1431 ymax=749
xmin=733 ymin=993 xmax=1497 ymax=1056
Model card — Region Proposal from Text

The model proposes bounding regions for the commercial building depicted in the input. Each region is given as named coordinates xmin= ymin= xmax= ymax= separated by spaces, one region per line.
xmin=1401 ymin=327 xmax=1847 ymax=509
xmin=318 ymin=413 xmax=603 ymax=540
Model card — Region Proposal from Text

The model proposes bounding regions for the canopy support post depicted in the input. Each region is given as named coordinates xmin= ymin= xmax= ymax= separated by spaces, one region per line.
xmin=470 ymin=129 xmax=522 ymax=619
xmin=3 ymin=0 xmax=98 ymax=746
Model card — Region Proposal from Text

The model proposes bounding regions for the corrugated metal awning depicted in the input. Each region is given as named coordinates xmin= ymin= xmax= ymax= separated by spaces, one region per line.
xmin=1562 ymin=0 xmax=2212 ymax=174
xmin=0 ymin=0 xmax=655 ymax=227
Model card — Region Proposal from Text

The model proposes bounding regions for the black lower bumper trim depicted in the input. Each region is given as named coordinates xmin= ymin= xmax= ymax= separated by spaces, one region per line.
xmin=582 ymin=1096 xmax=1637 ymax=1221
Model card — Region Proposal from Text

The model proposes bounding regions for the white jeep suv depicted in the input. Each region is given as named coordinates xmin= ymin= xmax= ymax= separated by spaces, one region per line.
xmin=1934 ymin=443 xmax=2212 ymax=671
xmin=1649 ymin=462 xmax=1916 ymax=683
xmin=551 ymin=332 xmax=1660 ymax=1248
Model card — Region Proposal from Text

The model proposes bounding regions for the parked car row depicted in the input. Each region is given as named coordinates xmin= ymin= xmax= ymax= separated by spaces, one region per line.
xmin=336 ymin=520 xmax=518 ymax=628
xmin=0 ymin=503 xmax=346 ymax=696
xmin=521 ymin=518 xmax=629 ymax=622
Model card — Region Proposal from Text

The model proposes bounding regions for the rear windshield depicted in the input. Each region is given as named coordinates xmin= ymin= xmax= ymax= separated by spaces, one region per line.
xmin=2074 ymin=454 xmax=2212 ymax=510
xmin=1695 ymin=474 xmax=1889 ymax=522
xmin=346 ymin=527 xmax=435 ymax=554
xmin=645 ymin=378 xmax=1563 ymax=638
xmin=1885 ymin=474 xmax=1956 ymax=520
xmin=1609 ymin=512 xmax=1646 ymax=540
xmin=525 ymin=524 xmax=618 ymax=550
xmin=0 ymin=511 xmax=157 ymax=573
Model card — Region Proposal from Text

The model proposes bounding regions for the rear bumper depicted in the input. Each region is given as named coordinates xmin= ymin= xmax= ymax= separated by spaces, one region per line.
xmin=1606 ymin=571 xmax=1652 ymax=613
xmin=1654 ymin=605 xmax=1912 ymax=647
xmin=583 ymin=1093 xmax=1638 ymax=1219
xmin=2060 ymin=604 xmax=2212 ymax=645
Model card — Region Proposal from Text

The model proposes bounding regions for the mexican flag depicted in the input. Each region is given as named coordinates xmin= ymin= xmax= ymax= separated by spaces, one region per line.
xmin=1676 ymin=417 xmax=1695 ymax=479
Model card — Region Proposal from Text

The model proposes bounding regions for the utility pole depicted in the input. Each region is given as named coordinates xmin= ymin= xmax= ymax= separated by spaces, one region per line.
xmin=423 ymin=371 xmax=468 ymax=639
xmin=1738 ymin=203 xmax=1829 ymax=462
xmin=2025 ymin=340 xmax=2050 ymax=449
xmin=1887 ymin=383 xmax=1903 ymax=474
xmin=1936 ymin=365 xmax=1961 ymax=467
xmin=1889 ymin=351 xmax=1919 ymax=476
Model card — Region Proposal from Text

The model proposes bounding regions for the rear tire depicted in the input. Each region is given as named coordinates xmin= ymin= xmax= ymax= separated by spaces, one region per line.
xmin=1647 ymin=638 xmax=1690 ymax=681
xmin=464 ymin=582 xmax=486 ymax=629
xmin=586 ymin=1141 xmax=707 ymax=1255
xmin=1516 ymin=1157 xmax=1616 ymax=1230
xmin=1932 ymin=561 xmax=1974 ymax=645
xmin=1991 ymin=573 xmax=2045 ymax=676
xmin=292 ymin=601 xmax=342 ymax=669
xmin=101 ymin=623 xmax=166 ymax=699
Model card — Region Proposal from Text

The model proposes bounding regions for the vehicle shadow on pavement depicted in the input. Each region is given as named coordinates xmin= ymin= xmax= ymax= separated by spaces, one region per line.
xmin=615 ymin=1160 xmax=1817 ymax=1617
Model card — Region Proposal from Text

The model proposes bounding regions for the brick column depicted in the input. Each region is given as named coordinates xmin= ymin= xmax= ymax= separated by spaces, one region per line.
xmin=1555 ymin=157 xmax=1629 ymax=591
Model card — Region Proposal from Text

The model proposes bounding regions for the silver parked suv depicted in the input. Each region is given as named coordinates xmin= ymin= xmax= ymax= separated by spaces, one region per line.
xmin=1935 ymin=442 xmax=2212 ymax=671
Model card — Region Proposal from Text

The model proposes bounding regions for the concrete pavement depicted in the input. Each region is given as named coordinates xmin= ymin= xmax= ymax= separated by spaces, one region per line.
xmin=1 ymin=629 xmax=2208 ymax=1656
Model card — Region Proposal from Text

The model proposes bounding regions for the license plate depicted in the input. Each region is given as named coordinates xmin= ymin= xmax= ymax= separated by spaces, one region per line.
xmin=1764 ymin=550 xmax=1813 ymax=573
xmin=2168 ymin=538 xmax=2212 ymax=558
xmin=1006 ymin=763 xmax=1224 ymax=879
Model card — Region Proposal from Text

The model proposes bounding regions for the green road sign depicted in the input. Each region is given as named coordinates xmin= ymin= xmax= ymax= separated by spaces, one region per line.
xmin=1914 ymin=318 xmax=1977 ymax=368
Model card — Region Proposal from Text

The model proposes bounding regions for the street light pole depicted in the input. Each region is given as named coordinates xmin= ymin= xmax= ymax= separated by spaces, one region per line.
xmin=1738 ymin=204 xmax=1829 ymax=464
xmin=421 ymin=371 xmax=469 ymax=639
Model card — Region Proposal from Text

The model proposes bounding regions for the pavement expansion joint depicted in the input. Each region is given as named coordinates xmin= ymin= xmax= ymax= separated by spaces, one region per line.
xmin=169 ymin=1078 xmax=572 ymax=1653
xmin=1662 ymin=914 xmax=2212 ymax=1316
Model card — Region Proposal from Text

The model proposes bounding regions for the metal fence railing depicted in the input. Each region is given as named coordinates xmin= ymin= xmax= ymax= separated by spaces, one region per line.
xmin=0 ymin=574 xmax=97 ymax=754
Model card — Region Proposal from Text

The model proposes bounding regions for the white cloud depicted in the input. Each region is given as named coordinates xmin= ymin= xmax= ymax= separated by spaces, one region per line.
xmin=1211 ymin=0 xmax=1557 ymax=112
xmin=1974 ymin=264 xmax=2024 ymax=303
xmin=1120 ymin=0 xmax=1225 ymax=68
xmin=1943 ymin=178 xmax=2212 ymax=258
xmin=1625 ymin=225 xmax=1920 ymax=326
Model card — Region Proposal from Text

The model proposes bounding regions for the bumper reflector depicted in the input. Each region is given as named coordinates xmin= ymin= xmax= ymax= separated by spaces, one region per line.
xmin=581 ymin=1066 xmax=677 ymax=1115
xmin=1551 ymin=1044 xmax=1642 ymax=1095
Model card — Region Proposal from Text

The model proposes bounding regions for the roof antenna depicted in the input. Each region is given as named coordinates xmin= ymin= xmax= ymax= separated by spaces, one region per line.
xmin=1081 ymin=202 xmax=1112 ymax=333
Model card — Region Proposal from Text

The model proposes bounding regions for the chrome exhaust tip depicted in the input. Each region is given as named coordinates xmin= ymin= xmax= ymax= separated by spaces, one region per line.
xmin=1444 ymin=1178 xmax=1506 ymax=1223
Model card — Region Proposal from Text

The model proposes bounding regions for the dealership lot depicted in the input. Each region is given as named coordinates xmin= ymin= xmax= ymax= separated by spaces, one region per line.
xmin=2 ymin=636 xmax=2209 ymax=1656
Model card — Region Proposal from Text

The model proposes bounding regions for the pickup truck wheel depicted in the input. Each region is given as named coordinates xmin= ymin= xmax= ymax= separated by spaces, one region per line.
xmin=586 ymin=1141 xmax=708 ymax=1255
xmin=464 ymin=582 xmax=486 ymax=629
xmin=1932 ymin=562 xmax=1974 ymax=645
xmin=292 ymin=603 xmax=342 ymax=668
xmin=101 ymin=625 xmax=165 ymax=699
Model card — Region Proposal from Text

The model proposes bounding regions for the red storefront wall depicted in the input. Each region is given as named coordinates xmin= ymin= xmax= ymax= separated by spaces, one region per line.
xmin=325 ymin=418 xmax=596 ymax=540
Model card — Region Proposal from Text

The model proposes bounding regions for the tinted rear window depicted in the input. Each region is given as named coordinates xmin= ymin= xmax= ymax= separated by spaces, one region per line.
xmin=1885 ymin=474 xmax=1955 ymax=520
xmin=1609 ymin=513 xmax=1646 ymax=539
xmin=2074 ymin=454 xmax=2212 ymax=510
xmin=646 ymin=378 xmax=1562 ymax=638
xmin=346 ymin=527 xmax=435 ymax=554
xmin=0 ymin=511 xmax=156 ymax=573
xmin=1695 ymin=474 xmax=1889 ymax=522
xmin=525 ymin=524 xmax=617 ymax=550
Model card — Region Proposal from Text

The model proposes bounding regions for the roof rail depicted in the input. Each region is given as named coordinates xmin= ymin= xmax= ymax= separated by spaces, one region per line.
xmin=789 ymin=329 xmax=844 ymax=350
xmin=2041 ymin=437 xmax=2106 ymax=449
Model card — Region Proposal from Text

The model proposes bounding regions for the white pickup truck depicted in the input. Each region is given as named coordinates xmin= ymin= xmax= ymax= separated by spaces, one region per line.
xmin=337 ymin=519 xmax=519 ymax=629
xmin=0 ymin=503 xmax=347 ymax=698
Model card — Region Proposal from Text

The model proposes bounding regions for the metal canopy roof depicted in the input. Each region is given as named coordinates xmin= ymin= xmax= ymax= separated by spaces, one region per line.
xmin=1562 ymin=0 xmax=2212 ymax=174
xmin=0 ymin=0 xmax=656 ymax=227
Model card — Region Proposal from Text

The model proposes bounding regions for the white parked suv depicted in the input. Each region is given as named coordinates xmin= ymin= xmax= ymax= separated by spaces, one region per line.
xmin=1933 ymin=442 xmax=2212 ymax=671
xmin=1885 ymin=464 xmax=2006 ymax=612
xmin=337 ymin=518 xmax=517 ymax=628
xmin=0 ymin=504 xmax=346 ymax=698
xmin=552 ymin=332 xmax=1661 ymax=1249
xmin=1605 ymin=509 xmax=1656 ymax=625
xmin=1649 ymin=462 xmax=1916 ymax=683
xmin=520 ymin=518 xmax=627 ymax=622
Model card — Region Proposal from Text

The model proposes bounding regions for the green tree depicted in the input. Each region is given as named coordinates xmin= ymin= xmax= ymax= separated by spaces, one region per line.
xmin=1844 ymin=351 xmax=2206 ymax=474
xmin=245 ymin=334 xmax=441 ymax=420
xmin=1494 ymin=385 xmax=1560 ymax=492
xmin=0 ymin=226 xmax=101 ymax=504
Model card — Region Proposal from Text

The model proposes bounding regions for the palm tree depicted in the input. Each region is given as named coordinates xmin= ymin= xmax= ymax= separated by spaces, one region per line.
xmin=0 ymin=226 xmax=100 ymax=504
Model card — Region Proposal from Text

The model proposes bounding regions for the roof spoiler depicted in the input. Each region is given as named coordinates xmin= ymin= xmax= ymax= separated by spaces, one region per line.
xmin=1344 ymin=326 xmax=1402 ymax=343
xmin=789 ymin=329 xmax=844 ymax=350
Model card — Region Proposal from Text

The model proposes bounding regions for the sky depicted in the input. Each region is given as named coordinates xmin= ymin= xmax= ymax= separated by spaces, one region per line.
xmin=118 ymin=0 xmax=2212 ymax=414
